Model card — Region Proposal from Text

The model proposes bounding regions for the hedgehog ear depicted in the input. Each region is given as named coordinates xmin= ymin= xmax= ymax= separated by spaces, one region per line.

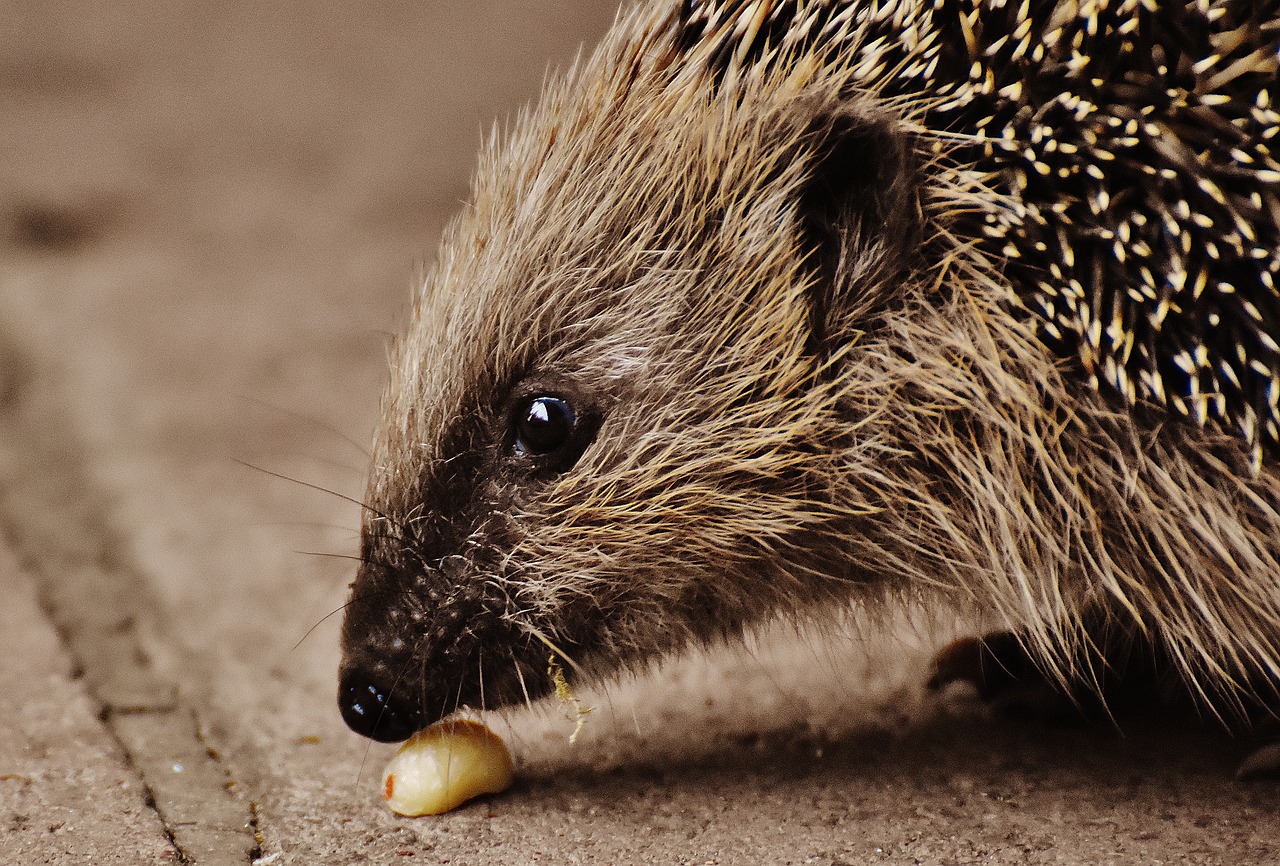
xmin=796 ymin=108 xmax=922 ymax=358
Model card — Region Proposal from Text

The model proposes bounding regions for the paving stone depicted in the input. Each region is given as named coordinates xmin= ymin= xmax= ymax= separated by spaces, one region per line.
xmin=0 ymin=542 xmax=177 ymax=864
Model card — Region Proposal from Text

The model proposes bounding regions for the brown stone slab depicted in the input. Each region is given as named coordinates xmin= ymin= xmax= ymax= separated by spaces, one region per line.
xmin=111 ymin=712 xmax=258 ymax=866
xmin=0 ymin=374 xmax=258 ymax=863
xmin=0 ymin=540 xmax=178 ymax=863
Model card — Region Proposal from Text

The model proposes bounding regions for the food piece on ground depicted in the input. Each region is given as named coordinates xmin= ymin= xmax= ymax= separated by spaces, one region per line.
xmin=382 ymin=720 xmax=514 ymax=816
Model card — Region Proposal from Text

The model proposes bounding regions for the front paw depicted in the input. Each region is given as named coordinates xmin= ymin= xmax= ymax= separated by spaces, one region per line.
xmin=927 ymin=632 xmax=1083 ymax=722
xmin=1236 ymin=719 xmax=1280 ymax=780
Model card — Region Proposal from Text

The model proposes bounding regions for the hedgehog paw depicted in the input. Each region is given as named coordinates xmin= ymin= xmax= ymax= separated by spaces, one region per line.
xmin=1236 ymin=742 xmax=1280 ymax=780
xmin=1236 ymin=718 xmax=1280 ymax=780
xmin=927 ymin=631 xmax=1087 ymax=723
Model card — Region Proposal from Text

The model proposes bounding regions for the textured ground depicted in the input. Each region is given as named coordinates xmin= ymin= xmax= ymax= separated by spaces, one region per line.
xmin=1 ymin=2 xmax=1277 ymax=863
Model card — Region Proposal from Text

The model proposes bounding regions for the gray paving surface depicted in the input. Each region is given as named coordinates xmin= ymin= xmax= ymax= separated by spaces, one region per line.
xmin=1 ymin=2 xmax=1278 ymax=863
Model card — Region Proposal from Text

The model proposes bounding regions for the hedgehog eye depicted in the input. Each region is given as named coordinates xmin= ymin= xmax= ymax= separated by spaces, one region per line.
xmin=512 ymin=396 xmax=577 ymax=457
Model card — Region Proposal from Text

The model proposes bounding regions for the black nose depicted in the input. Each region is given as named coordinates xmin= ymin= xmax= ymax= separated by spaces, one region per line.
xmin=338 ymin=670 xmax=421 ymax=743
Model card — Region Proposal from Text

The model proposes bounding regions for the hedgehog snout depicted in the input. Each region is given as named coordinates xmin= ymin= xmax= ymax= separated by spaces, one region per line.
xmin=337 ymin=570 xmax=431 ymax=741
xmin=337 ymin=655 xmax=424 ymax=743
xmin=337 ymin=557 xmax=532 ymax=741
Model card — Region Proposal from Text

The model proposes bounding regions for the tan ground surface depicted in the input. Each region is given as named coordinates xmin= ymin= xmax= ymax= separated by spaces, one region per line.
xmin=1 ymin=2 xmax=1277 ymax=863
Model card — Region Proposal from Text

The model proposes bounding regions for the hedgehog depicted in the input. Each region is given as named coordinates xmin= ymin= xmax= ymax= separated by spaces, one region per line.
xmin=337 ymin=0 xmax=1280 ymax=763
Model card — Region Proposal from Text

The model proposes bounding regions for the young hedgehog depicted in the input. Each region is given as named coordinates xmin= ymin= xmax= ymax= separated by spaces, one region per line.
xmin=338 ymin=0 xmax=1280 ymax=756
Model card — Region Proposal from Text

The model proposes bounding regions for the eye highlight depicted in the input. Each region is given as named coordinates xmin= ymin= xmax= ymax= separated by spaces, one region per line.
xmin=512 ymin=396 xmax=577 ymax=457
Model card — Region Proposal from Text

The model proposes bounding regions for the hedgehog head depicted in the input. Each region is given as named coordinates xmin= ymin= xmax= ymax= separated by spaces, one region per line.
xmin=336 ymin=5 xmax=926 ymax=740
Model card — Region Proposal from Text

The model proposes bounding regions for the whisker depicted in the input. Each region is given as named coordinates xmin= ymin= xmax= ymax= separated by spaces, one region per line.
xmin=237 ymin=393 xmax=372 ymax=460
xmin=233 ymin=458 xmax=396 ymax=525
xmin=355 ymin=736 xmax=377 ymax=799
xmin=292 ymin=592 xmax=376 ymax=651
xmin=452 ymin=665 xmax=468 ymax=719
xmin=294 ymin=550 xmax=369 ymax=564
xmin=242 ymin=451 xmax=368 ymax=482
xmin=355 ymin=653 xmax=417 ymax=790
xmin=256 ymin=520 xmax=362 ymax=534
xmin=510 ymin=649 xmax=534 ymax=711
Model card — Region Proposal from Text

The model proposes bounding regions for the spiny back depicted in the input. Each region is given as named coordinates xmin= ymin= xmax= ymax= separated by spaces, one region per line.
xmin=679 ymin=0 xmax=1280 ymax=464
